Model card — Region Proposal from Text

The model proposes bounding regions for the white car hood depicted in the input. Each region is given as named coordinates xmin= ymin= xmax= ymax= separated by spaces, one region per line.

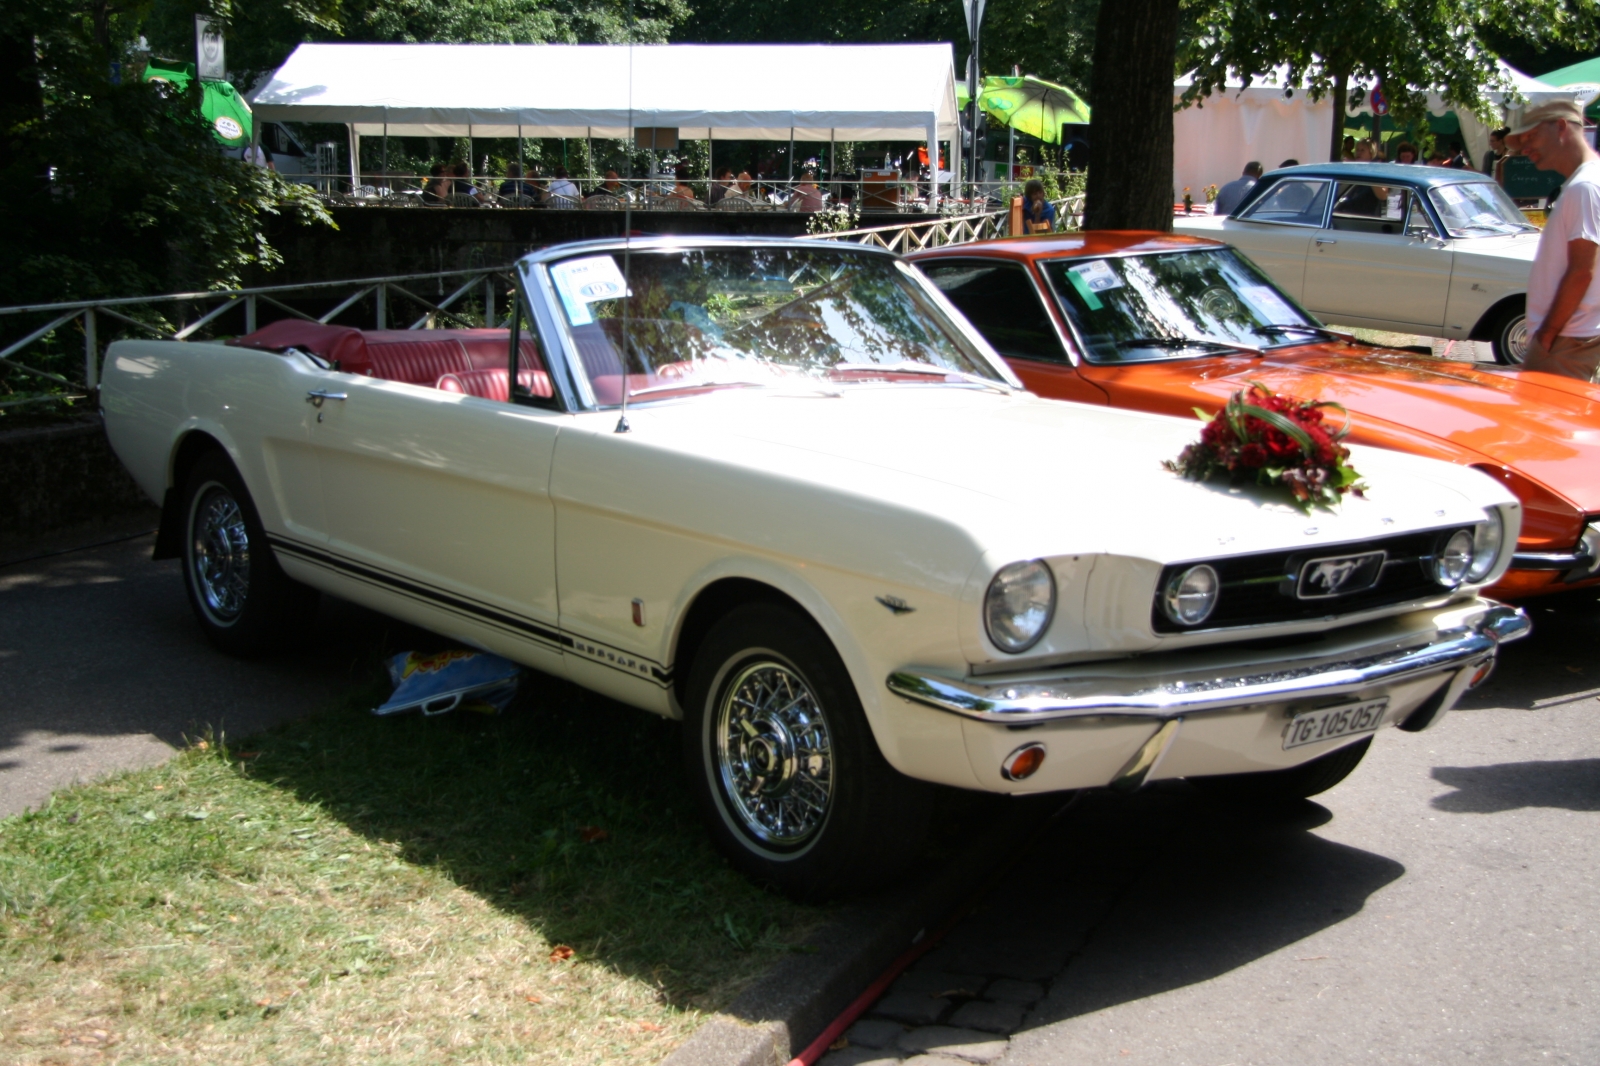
xmin=618 ymin=385 xmax=1511 ymax=566
xmin=1449 ymin=231 xmax=1540 ymax=263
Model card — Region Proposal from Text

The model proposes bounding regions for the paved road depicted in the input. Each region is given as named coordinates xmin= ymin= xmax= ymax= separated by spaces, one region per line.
xmin=825 ymin=591 xmax=1600 ymax=1066
xmin=0 ymin=533 xmax=391 ymax=818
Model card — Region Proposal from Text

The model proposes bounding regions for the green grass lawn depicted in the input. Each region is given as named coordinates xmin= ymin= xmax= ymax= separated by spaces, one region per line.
xmin=0 ymin=668 xmax=827 ymax=1064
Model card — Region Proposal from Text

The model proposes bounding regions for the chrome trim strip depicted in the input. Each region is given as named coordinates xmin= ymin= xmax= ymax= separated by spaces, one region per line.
xmin=1511 ymin=549 xmax=1592 ymax=569
xmin=1512 ymin=523 xmax=1600 ymax=581
xmin=886 ymin=605 xmax=1528 ymax=724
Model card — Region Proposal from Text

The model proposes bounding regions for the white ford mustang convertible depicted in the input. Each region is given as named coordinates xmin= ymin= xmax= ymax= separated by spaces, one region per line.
xmin=102 ymin=237 xmax=1529 ymax=898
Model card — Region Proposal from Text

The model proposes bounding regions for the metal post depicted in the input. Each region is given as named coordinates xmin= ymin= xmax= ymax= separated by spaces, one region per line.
xmin=347 ymin=124 xmax=359 ymax=192
xmin=83 ymin=309 xmax=97 ymax=392
xmin=788 ymin=127 xmax=795 ymax=184
xmin=483 ymin=276 xmax=495 ymax=329
xmin=382 ymin=112 xmax=389 ymax=192
xmin=375 ymin=285 xmax=387 ymax=330
xmin=829 ymin=127 xmax=835 ymax=201
xmin=244 ymin=294 xmax=257 ymax=334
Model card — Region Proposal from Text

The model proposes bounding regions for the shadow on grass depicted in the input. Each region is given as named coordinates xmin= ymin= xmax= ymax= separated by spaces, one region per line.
xmin=226 ymin=636 xmax=1032 ymax=1015
xmin=228 ymin=651 xmax=814 ymax=1011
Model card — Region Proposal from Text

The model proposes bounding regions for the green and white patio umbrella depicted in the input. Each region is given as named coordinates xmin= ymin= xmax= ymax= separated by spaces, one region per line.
xmin=972 ymin=75 xmax=1090 ymax=144
xmin=143 ymin=58 xmax=254 ymax=147
xmin=200 ymin=80 xmax=254 ymax=147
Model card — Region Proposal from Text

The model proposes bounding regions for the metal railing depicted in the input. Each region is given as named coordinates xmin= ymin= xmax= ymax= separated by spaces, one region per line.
xmin=0 ymin=193 xmax=1084 ymax=411
xmin=0 ymin=266 xmax=516 ymax=410
xmin=802 ymin=195 xmax=1084 ymax=252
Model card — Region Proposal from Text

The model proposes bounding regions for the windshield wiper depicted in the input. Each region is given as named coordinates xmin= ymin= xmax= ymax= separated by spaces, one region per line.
xmin=1257 ymin=324 xmax=1366 ymax=344
xmin=1120 ymin=336 xmax=1263 ymax=357
xmin=626 ymin=378 xmax=766 ymax=398
xmin=831 ymin=361 xmax=1012 ymax=393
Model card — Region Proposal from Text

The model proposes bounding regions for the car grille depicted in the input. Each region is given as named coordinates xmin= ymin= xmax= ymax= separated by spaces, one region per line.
xmin=1150 ymin=526 xmax=1473 ymax=633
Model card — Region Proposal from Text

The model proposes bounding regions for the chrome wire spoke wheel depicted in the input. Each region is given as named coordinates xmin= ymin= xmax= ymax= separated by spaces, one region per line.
xmin=190 ymin=485 xmax=250 ymax=625
xmin=714 ymin=660 xmax=834 ymax=849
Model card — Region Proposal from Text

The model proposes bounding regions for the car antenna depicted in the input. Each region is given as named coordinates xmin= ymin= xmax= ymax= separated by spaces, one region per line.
xmin=614 ymin=0 xmax=636 ymax=435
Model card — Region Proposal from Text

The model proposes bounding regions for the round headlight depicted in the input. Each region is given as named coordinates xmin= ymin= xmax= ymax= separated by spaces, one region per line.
xmin=1467 ymin=511 xmax=1504 ymax=582
xmin=984 ymin=560 xmax=1056 ymax=653
xmin=1162 ymin=564 xmax=1219 ymax=627
xmin=1433 ymin=529 xmax=1475 ymax=587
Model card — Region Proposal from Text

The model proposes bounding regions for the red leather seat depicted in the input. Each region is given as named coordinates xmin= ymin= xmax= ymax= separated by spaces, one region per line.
xmin=452 ymin=330 xmax=546 ymax=371
xmin=227 ymin=321 xmax=368 ymax=370
xmin=362 ymin=338 xmax=474 ymax=385
xmin=435 ymin=368 xmax=553 ymax=402
xmin=230 ymin=324 xmax=545 ymax=387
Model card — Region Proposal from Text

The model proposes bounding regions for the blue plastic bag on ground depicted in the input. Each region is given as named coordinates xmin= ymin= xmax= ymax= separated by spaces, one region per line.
xmin=372 ymin=650 xmax=522 ymax=717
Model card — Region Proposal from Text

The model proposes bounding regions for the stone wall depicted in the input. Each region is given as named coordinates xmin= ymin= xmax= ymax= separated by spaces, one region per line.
xmin=0 ymin=418 xmax=156 ymax=552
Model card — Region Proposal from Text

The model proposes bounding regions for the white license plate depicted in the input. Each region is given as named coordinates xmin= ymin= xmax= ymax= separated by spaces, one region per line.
xmin=1283 ymin=698 xmax=1389 ymax=750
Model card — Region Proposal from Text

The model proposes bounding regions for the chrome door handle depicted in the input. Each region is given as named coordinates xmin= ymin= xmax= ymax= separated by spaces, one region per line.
xmin=1314 ymin=238 xmax=1337 ymax=246
xmin=306 ymin=390 xmax=347 ymax=407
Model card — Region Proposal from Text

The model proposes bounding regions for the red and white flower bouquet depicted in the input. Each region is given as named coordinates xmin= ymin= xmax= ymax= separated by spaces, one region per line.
xmin=1163 ymin=381 xmax=1366 ymax=513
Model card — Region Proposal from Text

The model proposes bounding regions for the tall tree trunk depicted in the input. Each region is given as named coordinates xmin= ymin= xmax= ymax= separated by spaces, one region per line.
xmin=1083 ymin=0 xmax=1180 ymax=231
xmin=1328 ymin=69 xmax=1349 ymax=162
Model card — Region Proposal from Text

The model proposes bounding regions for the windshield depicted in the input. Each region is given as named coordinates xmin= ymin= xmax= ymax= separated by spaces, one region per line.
xmin=1039 ymin=248 xmax=1321 ymax=364
xmin=1427 ymin=182 xmax=1537 ymax=237
xmin=543 ymin=246 xmax=1004 ymax=406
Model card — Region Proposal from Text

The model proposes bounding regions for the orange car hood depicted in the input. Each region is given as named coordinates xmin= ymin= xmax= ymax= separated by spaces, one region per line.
xmin=1120 ymin=349 xmax=1600 ymax=512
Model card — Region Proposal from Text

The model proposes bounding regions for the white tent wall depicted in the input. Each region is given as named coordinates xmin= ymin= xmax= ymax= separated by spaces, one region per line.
xmin=251 ymin=42 xmax=960 ymax=197
xmin=1174 ymin=88 xmax=1332 ymax=199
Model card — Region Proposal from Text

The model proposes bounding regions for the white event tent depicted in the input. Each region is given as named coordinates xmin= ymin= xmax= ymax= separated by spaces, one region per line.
xmin=1172 ymin=63 xmax=1579 ymax=198
xmin=250 ymin=42 xmax=962 ymax=195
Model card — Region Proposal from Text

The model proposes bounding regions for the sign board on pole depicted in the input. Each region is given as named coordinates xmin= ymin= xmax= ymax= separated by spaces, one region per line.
xmin=1370 ymin=84 xmax=1389 ymax=117
xmin=961 ymin=0 xmax=986 ymax=39
xmin=195 ymin=16 xmax=225 ymax=81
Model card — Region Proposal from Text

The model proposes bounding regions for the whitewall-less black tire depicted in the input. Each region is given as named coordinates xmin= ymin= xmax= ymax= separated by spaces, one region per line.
xmin=180 ymin=451 xmax=318 ymax=655
xmin=682 ymin=602 xmax=930 ymax=900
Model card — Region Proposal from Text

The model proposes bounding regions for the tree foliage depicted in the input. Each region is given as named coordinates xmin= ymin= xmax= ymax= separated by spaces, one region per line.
xmin=1180 ymin=0 xmax=1600 ymax=161
xmin=0 ymin=0 xmax=331 ymax=307
xmin=677 ymin=0 xmax=1097 ymax=99
xmin=139 ymin=0 xmax=688 ymax=92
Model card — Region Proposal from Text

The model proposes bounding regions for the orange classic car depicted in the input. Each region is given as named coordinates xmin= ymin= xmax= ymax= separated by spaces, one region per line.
xmin=908 ymin=232 xmax=1600 ymax=600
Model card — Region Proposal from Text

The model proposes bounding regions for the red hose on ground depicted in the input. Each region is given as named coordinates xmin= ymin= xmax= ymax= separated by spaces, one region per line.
xmin=785 ymin=793 xmax=1082 ymax=1066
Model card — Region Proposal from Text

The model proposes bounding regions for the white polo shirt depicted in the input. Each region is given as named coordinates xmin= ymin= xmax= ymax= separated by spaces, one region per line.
xmin=1527 ymin=158 xmax=1600 ymax=338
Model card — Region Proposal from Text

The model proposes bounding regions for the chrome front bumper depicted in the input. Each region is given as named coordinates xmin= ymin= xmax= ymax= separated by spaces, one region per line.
xmin=887 ymin=604 xmax=1529 ymax=726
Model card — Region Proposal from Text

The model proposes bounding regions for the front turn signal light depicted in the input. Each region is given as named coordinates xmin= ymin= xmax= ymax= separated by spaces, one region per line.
xmin=1001 ymin=742 xmax=1047 ymax=782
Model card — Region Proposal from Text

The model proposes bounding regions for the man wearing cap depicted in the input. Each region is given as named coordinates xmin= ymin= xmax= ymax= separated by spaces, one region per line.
xmin=1512 ymin=98 xmax=1600 ymax=381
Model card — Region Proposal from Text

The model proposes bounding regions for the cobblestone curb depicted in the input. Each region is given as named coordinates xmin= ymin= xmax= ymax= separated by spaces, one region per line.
xmin=659 ymin=802 xmax=1053 ymax=1066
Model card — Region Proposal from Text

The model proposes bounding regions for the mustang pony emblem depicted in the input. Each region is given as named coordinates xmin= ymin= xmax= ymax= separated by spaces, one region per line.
xmin=1308 ymin=558 xmax=1362 ymax=593
xmin=1296 ymin=551 xmax=1386 ymax=599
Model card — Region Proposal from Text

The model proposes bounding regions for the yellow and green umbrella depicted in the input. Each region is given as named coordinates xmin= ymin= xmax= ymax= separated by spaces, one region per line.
xmin=967 ymin=75 xmax=1090 ymax=144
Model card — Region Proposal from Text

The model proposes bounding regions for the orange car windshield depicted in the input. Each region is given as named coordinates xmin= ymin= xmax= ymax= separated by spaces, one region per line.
xmin=1040 ymin=249 xmax=1322 ymax=364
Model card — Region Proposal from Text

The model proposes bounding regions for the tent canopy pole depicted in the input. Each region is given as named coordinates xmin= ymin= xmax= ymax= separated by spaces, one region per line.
xmin=347 ymin=123 xmax=359 ymax=191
